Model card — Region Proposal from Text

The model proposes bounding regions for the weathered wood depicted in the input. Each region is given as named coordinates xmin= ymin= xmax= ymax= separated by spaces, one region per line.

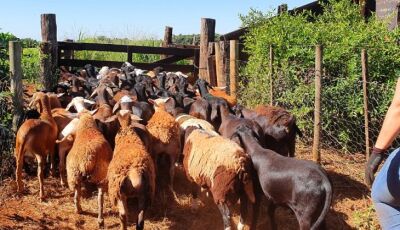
xmin=9 ymin=41 xmax=24 ymax=132
xmin=58 ymin=59 xmax=194 ymax=72
xmin=58 ymin=42 xmax=197 ymax=56
xmin=207 ymin=55 xmax=217 ymax=86
xmin=269 ymin=45 xmax=274 ymax=106
xmin=153 ymin=54 xmax=192 ymax=65
xmin=162 ymin=26 xmax=173 ymax=59
xmin=41 ymin=14 xmax=57 ymax=42
xmin=61 ymin=39 xmax=74 ymax=71
xmin=208 ymin=42 xmax=215 ymax=56
xmin=278 ymin=4 xmax=288 ymax=14
xmin=193 ymin=49 xmax=200 ymax=79
xmin=312 ymin=45 xmax=323 ymax=163
xmin=40 ymin=14 xmax=57 ymax=91
xmin=362 ymin=49 xmax=370 ymax=160
xmin=199 ymin=18 xmax=215 ymax=81
xmin=215 ymin=42 xmax=226 ymax=87
xmin=229 ymin=40 xmax=239 ymax=98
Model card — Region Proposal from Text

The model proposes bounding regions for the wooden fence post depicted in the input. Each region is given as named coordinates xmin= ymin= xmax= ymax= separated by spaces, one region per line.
xmin=215 ymin=42 xmax=226 ymax=87
xmin=161 ymin=26 xmax=173 ymax=59
xmin=40 ymin=14 xmax=58 ymax=91
xmin=362 ymin=49 xmax=370 ymax=160
xmin=313 ymin=44 xmax=323 ymax=163
xmin=269 ymin=44 xmax=274 ymax=106
xmin=230 ymin=40 xmax=239 ymax=98
xmin=199 ymin=18 xmax=215 ymax=81
xmin=9 ymin=41 xmax=24 ymax=133
xmin=61 ymin=39 xmax=74 ymax=71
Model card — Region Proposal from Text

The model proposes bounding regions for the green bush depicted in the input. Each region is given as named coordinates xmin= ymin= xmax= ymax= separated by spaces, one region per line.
xmin=239 ymin=0 xmax=400 ymax=152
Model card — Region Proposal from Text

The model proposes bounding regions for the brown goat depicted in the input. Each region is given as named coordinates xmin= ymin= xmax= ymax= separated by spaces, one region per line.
xmin=15 ymin=92 xmax=58 ymax=201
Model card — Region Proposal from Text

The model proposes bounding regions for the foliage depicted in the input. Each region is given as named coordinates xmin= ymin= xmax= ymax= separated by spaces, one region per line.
xmin=22 ymin=48 xmax=40 ymax=83
xmin=240 ymin=0 xmax=400 ymax=152
xmin=0 ymin=31 xmax=17 ymax=78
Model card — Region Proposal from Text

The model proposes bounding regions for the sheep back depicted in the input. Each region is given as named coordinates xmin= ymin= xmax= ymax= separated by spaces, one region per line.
xmin=108 ymin=128 xmax=155 ymax=206
xmin=183 ymin=129 xmax=251 ymax=204
xmin=146 ymin=109 xmax=180 ymax=145
xmin=66 ymin=115 xmax=113 ymax=189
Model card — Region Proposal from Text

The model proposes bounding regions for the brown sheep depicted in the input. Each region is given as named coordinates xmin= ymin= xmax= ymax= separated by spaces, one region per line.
xmin=15 ymin=92 xmax=58 ymax=201
xmin=146 ymin=98 xmax=181 ymax=191
xmin=66 ymin=113 xmax=113 ymax=227
xmin=183 ymin=127 xmax=255 ymax=230
xmin=107 ymin=111 xmax=156 ymax=230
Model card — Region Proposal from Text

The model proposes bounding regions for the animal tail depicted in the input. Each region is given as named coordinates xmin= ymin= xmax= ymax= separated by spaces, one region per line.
xmin=121 ymin=170 xmax=144 ymax=196
xmin=311 ymin=179 xmax=332 ymax=230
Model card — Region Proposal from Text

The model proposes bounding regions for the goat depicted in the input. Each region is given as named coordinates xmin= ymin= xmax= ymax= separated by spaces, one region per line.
xmin=232 ymin=125 xmax=332 ymax=230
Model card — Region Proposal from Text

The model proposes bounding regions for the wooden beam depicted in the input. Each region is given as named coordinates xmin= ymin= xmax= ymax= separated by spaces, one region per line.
xmin=58 ymin=59 xmax=194 ymax=72
xmin=163 ymin=26 xmax=173 ymax=46
xmin=199 ymin=18 xmax=215 ymax=81
xmin=153 ymin=54 xmax=192 ymax=65
xmin=362 ymin=49 xmax=370 ymax=159
xmin=229 ymin=40 xmax=239 ymax=98
xmin=207 ymin=55 xmax=217 ymax=86
xmin=58 ymin=42 xmax=198 ymax=56
xmin=215 ymin=42 xmax=226 ymax=87
xmin=312 ymin=44 xmax=323 ymax=163
xmin=9 ymin=41 xmax=24 ymax=132
xmin=41 ymin=14 xmax=58 ymax=91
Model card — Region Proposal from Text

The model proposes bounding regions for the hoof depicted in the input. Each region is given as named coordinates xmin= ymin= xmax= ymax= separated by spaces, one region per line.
xmin=98 ymin=219 xmax=104 ymax=228
xmin=237 ymin=221 xmax=245 ymax=230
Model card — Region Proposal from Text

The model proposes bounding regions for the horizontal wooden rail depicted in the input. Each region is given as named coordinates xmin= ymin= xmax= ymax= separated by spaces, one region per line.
xmin=58 ymin=59 xmax=194 ymax=73
xmin=58 ymin=42 xmax=198 ymax=56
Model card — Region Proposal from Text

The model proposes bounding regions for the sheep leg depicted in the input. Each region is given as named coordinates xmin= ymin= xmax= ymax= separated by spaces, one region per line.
xmin=97 ymin=187 xmax=105 ymax=228
xmin=266 ymin=200 xmax=277 ymax=230
xmin=217 ymin=203 xmax=232 ymax=230
xmin=36 ymin=155 xmax=45 ymax=201
xmin=74 ymin=184 xmax=82 ymax=214
xmin=49 ymin=151 xmax=56 ymax=177
xmin=136 ymin=198 xmax=145 ymax=230
xmin=190 ymin=183 xmax=201 ymax=210
xmin=169 ymin=155 xmax=176 ymax=193
xmin=238 ymin=195 xmax=248 ymax=230
xmin=117 ymin=196 xmax=128 ymax=230
xmin=59 ymin=151 xmax=67 ymax=187
xmin=15 ymin=149 xmax=24 ymax=193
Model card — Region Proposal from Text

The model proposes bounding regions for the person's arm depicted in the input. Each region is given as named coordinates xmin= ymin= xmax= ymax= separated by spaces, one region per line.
xmin=365 ymin=78 xmax=400 ymax=187
xmin=374 ymin=78 xmax=400 ymax=149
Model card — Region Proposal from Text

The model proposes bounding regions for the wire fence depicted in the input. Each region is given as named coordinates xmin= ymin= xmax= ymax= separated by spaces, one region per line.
xmin=0 ymin=76 xmax=16 ymax=180
xmin=229 ymin=43 xmax=400 ymax=155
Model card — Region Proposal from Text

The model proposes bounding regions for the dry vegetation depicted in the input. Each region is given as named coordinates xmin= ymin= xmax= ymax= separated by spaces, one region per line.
xmin=0 ymin=144 xmax=379 ymax=230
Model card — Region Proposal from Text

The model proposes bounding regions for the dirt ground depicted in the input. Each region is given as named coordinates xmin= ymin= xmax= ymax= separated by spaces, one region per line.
xmin=0 ymin=144 xmax=379 ymax=230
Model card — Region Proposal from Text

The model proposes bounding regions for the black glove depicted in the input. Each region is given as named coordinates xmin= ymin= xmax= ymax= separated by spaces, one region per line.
xmin=365 ymin=147 xmax=387 ymax=187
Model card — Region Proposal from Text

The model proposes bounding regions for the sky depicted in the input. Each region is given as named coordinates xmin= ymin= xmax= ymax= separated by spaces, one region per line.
xmin=1 ymin=0 xmax=310 ymax=40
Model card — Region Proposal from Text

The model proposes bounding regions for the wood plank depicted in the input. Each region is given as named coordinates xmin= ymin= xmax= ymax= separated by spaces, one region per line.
xmin=58 ymin=42 xmax=198 ymax=56
xmin=58 ymin=59 xmax=194 ymax=72
xmin=152 ymin=54 xmax=192 ymax=64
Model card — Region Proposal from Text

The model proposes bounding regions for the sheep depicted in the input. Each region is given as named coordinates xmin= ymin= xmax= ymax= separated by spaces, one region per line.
xmin=146 ymin=97 xmax=181 ymax=191
xmin=208 ymin=87 xmax=237 ymax=107
xmin=113 ymin=95 xmax=154 ymax=125
xmin=182 ymin=126 xmax=255 ymax=230
xmin=231 ymin=125 xmax=332 ymax=230
xmin=107 ymin=110 xmax=156 ymax=230
xmin=90 ymin=84 xmax=114 ymax=122
xmin=15 ymin=92 xmax=58 ymax=201
xmin=66 ymin=113 xmax=113 ymax=227
xmin=234 ymin=104 xmax=302 ymax=157
xmin=55 ymin=118 xmax=79 ymax=186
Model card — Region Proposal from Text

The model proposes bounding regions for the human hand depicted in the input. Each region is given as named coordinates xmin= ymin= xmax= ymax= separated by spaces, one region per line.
xmin=365 ymin=147 xmax=387 ymax=187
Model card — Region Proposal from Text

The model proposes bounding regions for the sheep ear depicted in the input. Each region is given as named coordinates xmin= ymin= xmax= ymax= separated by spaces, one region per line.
xmin=148 ymin=99 xmax=155 ymax=105
xmin=112 ymin=101 xmax=121 ymax=114
xmin=230 ymin=133 xmax=241 ymax=146
xmin=89 ymin=108 xmax=99 ymax=116
xmin=65 ymin=101 xmax=74 ymax=111
xmin=106 ymin=87 xmax=114 ymax=97
xmin=89 ymin=88 xmax=98 ymax=99
xmin=210 ymin=104 xmax=219 ymax=122
xmin=83 ymin=99 xmax=96 ymax=105
xmin=57 ymin=93 xmax=65 ymax=98
xmin=130 ymin=114 xmax=142 ymax=121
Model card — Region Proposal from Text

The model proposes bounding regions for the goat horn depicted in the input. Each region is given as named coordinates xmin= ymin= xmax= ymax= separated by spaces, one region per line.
xmin=65 ymin=101 xmax=74 ymax=111
xmin=89 ymin=88 xmax=98 ymax=99
xmin=89 ymin=108 xmax=99 ymax=115
xmin=112 ymin=101 xmax=121 ymax=114
xmin=83 ymin=99 xmax=96 ymax=105
xmin=130 ymin=114 xmax=142 ymax=121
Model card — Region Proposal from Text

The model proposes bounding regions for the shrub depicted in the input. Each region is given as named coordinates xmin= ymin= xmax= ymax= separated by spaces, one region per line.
xmin=239 ymin=0 xmax=400 ymax=152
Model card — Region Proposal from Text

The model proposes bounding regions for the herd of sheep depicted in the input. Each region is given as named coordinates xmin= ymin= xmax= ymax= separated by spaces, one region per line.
xmin=14 ymin=62 xmax=333 ymax=230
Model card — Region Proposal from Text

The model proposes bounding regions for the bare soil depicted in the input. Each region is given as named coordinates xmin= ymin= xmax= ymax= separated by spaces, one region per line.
xmin=0 ymin=144 xmax=379 ymax=230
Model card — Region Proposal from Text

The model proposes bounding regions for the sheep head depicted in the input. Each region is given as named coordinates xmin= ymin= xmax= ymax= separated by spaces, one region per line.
xmin=148 ymin=97 xmax=173 ymax=112
xmin=29 ymin=92 xmax=49 ymax=113
xmin=117 ymin=110 xmax=142 ymax=129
